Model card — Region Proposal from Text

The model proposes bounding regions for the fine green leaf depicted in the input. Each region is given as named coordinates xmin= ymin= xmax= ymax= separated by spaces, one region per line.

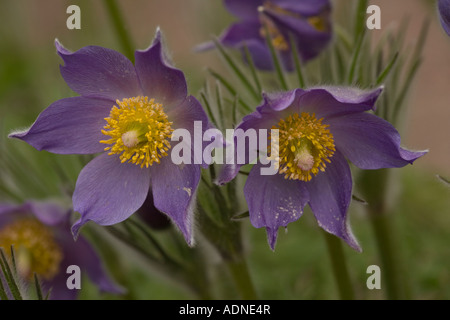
xmin=212 ymin=39 xmax=260 ymax=101
xmin=0 ymin=249 xmax=22 ymax=300
xmin=263 ymin=25 xmax=288 ymax=90
xmin=207 ymin=68 xmax=252 ymax=113
xmin=34 ymin=273 xmax=43 ymax=300
xmin=289 ymin=34 xmax=306 ymax=88
xmin=376 ymin=52 xmax=399 ymax=86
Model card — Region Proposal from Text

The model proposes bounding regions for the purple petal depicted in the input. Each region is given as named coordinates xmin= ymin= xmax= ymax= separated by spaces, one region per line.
xmin=216 ymin=21 xmax=275 ymax=71
xmin=327 ymin=112 xmax=427 ymax=170
xmin=261 ymin=2 xmax=332 ymax=62
xmin=224 ymin=0 xmax=262 ymax=20
xmin=27 ymin=201 xmax=68 ymax=226
xmin=271 ymin=0 xmax=330 ymax=16
xmin=150 ymin=156 xmax=200 ymax=246
xmin=305 ymin=150 xmax=361 ymax=251
xmin=9 ymin=97 xmax=111 ymax=155
xmin=439 ymin=0 xmax=450 ymax=36
xmin=135 ymin=30 xmax=187 ymax=111
xmin=297 ymin=87 xmax=383 ymax=117
xmin=169 ymin=95 xmax=213 ymax=168
xmin=56 ymin=40 xmax=141 ymax=101
xmin=244 ymin=163 xmax=309 ymax=250
xmin=72 ymin=153 xmax=151 ymax=236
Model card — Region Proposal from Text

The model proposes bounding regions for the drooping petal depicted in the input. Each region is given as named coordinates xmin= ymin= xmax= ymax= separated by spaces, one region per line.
xmin=72 ymin=153 xmax=151 ymax=237
xmin=305 ymin=150 xmax=361 ymax=251
xmin=438 ymin=0 xmax=450 ymax=36
xmin=244 ymin=163 xmax=309 ymax=250
xmin=327 ymin=112 xmax=427 ymax=170
xmin=56 ymin=40 xmax=141 ymax=101
xmin=135 ymin=30 xmax=187 ymax=111
xmin=224 ymin=0 xmax=262 ymax=20
xmin=9 ymin=97 xmax=111 ymax=154
xmin=150 ymin=156 xmax=200 ymax=246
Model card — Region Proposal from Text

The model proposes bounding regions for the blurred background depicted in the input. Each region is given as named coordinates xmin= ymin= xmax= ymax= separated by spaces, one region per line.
xmin=0 ymin=0 xmax=449 ymax=300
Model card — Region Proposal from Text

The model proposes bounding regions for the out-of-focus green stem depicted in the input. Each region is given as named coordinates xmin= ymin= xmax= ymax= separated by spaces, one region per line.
xmin=323 ymin=232 xmax=355 ymax=300
xmin=358 ymin=169 xmax=405 ymax=300
xmin=368 ymin=209 xmax=403 ymax=300
xmin=227 ymin=258 xmax=258 ymax=300
xmin=103 ymin=0 xmax=135 ymax=62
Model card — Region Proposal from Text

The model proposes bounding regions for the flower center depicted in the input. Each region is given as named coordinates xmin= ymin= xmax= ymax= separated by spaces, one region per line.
xmin=269 ymin=112 xmax=335 ymax=181
xmin=0 ymin=218 xmax=63 ymax=280
xmin=100 ymin=96 xmax=174 ymax=168
xmin=259 ymin=1 xmax=328 ymax=47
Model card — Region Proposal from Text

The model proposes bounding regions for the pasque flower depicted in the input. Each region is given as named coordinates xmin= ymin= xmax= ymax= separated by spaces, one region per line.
xmin=439 ymin=0 xmax=450 ymax=36
xmin=218 ymin=87 xmax=427 ymax=251
xmin=0 ymin=201 xmax=122 ymax=300
xmin=9 ymin=30 xmax=211 ymax=245
xmin=208 ymin=0 xmax=332 ymax=70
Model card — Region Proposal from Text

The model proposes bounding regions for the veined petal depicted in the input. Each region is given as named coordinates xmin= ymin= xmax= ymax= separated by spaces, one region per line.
xmin=150 ymin=156 xmax=200 ymax=246
xmin=244 ymin=163 xmax=309 ymax=250
xmin=56 ymin=40 xmax=141 ymax=100
xmin=305 ymin=150 xmax=361 ymax=251
xmin=135 ymin=30 xmax=187 ymax=111
xmin=72 ymin=153 xmax=151 ymax=237
xmin=9 ymin=97 xmax=112 ymax=155
xmin=327 ymin=112 xmax=427 ymax=169
xmin=439 ymin=0 xmax=450 ymax=36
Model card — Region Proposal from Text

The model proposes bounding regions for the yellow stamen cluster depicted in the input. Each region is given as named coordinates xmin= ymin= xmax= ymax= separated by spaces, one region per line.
xmin=0 ymin=218 xmax=63 ymax=280
xmin=269 ymin=112 xmax=335 ymax=181
xmin=100 ymin=96 xmax=174 ymax=168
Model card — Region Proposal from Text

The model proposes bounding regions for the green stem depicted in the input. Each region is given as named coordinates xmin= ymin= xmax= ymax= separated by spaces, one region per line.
xmin=368 ymin=211 xmax=403 ymax=300
xmin=227 ymin=258 xmax=258 ymax=300
xmin=103 ymin=0 xmax=135 ymax=62
xmin=323 ymin=232 xmax=355 ymax=300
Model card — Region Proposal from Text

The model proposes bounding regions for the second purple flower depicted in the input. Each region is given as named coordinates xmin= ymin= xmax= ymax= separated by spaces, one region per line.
xmin=9 ymin=30 xmax=212 ymax=246
xmin=214 ymin=0 xmax=333 ymax=70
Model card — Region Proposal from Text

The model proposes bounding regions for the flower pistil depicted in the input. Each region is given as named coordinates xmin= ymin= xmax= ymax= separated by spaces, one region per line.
xmin=270 ymin=112 xmax=335 ymax=181
xmin=100 ymin=96 xmax=174 ymax=168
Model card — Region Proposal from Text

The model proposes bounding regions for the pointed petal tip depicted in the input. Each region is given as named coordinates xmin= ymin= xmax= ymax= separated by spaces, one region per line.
xmin=71 ymin=217 xmax=88 ymax=241
xmin=266 ymin=227 xmax=278 ymax=251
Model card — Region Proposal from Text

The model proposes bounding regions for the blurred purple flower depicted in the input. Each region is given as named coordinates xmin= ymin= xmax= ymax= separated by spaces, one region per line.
xmin=0 ymin=201 xmax=123 ymax=300
xmin=203 ymin=0 xmax=332 ymax=70
xmin=218 ymin=87 xmax=427 ymax=251
xmin=9 ymin=30 xmax=211 ymax=246
xmin=439 ymin=0 xmax=450 ymax=36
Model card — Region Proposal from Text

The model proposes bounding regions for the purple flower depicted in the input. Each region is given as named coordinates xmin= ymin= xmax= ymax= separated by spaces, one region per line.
xmin=439 ymin=0 xmax=450 ymax=36
xmin=218 ymin=87 xmax=427 ymax=251
xmin=9 ymin=30 xmax=211 ymax=246
xmin=208 ymin=0 xmax=332 ymax=70
xmin=0 ymin=201 xmax=123 ymax=300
